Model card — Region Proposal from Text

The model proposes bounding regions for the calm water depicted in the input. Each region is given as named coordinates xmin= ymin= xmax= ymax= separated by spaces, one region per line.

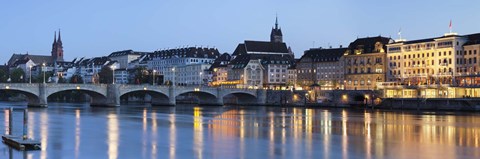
xmin=0 ymin=102 xmax=479 ymax=159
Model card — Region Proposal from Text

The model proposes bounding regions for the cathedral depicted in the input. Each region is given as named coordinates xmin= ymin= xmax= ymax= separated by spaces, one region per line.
xmin=51 ymin=30 xmax=64 ymax=62
xmin=8 ymin=30 xmax=65 ymax=67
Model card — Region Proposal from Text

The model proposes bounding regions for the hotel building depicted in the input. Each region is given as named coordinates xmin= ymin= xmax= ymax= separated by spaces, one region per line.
xmin=382 ymin=32 xmax=480 ymax=98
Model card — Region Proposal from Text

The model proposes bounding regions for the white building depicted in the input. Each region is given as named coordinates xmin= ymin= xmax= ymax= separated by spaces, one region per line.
xmin=108 ymin=50 xmax=149 ymax=69
xmin=147 ymin=47 xmax=220 ymax=85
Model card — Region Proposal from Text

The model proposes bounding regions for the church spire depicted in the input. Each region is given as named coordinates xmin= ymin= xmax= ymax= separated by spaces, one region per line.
xmin=53 ymin=31 xmax=57 ymax=43
xmin=57 ymin=29 xmax=62 ymax=43
xmin=270 ymin=15 xmax=283 ymax=43
xmin=275 ymin=14 xmax=278 ymax=29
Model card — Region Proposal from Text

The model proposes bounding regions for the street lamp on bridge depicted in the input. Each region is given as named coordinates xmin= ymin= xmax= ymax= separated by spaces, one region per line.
xmin=42 ymin=63 xmax=46 ymax=84
xmin=29 ymin=65 xmax=32 ymax=84
xmin=152 ymin=70 xmax=156 ymax=85
xmin=111 ymin=65 xmax=116 ymax=84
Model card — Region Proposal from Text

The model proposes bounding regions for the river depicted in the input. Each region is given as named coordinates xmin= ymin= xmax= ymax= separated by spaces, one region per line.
xmin=0 ymin=102 xmax=479 ymax=159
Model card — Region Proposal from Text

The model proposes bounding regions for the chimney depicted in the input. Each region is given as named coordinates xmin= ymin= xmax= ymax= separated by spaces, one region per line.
xmin=340 ymin=45 xmax=343 ymax=48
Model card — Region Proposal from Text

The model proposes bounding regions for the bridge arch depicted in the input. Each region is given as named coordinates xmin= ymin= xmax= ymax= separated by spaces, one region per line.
xmin=47 ymin=88 xmax=108 ymax=106
xmin=43 ymin=84 xmax=108 ymax=106
xmin=222 ymin=91 xmax=258 ymax=105
xmin=120 ymin=89 xmax=171 ymax=106
xmin=0 ymin=88 xmax=42 ymax=107
xmin=175 ymin=89 xmax=220 ymax=105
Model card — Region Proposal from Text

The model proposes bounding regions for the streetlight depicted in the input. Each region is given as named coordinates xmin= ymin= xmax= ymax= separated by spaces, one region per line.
xmin=199 ymin=72 xmax=203 ymax=87
xmin=42 ymin=63 xmax=46 ymax=84
xmin=172 ymin=67 xmax=176 ymax=86
xmin=111 ymin=65 xmax=116 ymax=84
xmin=29 ymin=65 xmax=32 ymax=84
xmin=152 ymin=70 xmax=156 ymax=85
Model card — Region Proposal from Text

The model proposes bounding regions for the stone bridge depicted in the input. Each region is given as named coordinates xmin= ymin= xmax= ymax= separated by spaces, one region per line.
xmin=0 ymin=83 xmax=266 ymax=107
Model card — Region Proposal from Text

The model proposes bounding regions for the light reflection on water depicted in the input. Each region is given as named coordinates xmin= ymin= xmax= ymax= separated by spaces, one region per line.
xmin=0 ymin=103 xmax=478 ymax=159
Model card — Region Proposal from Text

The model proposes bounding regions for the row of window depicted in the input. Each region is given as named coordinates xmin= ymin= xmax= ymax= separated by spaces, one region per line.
xmin=347 ymin=68 xmax=383 ymax=74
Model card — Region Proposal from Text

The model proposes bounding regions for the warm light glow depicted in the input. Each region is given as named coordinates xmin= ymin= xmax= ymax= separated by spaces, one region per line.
xmin=76 ymin=86 xmax=80 ymax=90
xmin=5 ymin=86 xmax=9 ymax=89
xmin=107 ymin=113 xmax=119 ymax=159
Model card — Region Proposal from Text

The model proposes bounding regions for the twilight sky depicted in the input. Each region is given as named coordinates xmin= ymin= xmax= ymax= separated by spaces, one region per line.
xmin=1 ymin=0 xmax=480 ymax=63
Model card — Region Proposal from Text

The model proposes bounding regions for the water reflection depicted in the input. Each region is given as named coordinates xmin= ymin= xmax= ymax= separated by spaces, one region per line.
xmin=151 ymin=109 xmax=157 ymax=159
xmin=75 ymin=109 xmax=81 ymax=159
xmin=0 ymin=105 xmax=479 ymax=159
xmin=169 ymin=110 xmax=176 ymax=159
xmin=107 ymin=111 xmax=118 ymax=159
xmin=193 ymin=107 xmax=203 ymax=159
xmin=40 ymin=110 xmax=48 ymax=159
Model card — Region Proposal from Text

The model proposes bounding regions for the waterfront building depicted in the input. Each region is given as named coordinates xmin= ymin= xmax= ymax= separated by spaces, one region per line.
xmin=176 ymin=63 xmax=211 ymax=85
xmin=297 ymin=47 xmax=346 ymax=90
xmin=108 ymin=50 xmax=149 ymax=69
xmin=148 ymin=47 xmax=220 ymax=85
xmin=76 ymin=56 xmax=118 ymax=84
xmin=381 ymin=32 xmax=480 ymax=98
xmin=344 ymin=36 xmax=392 ymax=90
xmin=287 ymin=63 xmax=297 ymax=89
xmin=226 ymin=17 xmax=295 ymax=89
xmin=209 ymin=53 xmax=231 ymax=86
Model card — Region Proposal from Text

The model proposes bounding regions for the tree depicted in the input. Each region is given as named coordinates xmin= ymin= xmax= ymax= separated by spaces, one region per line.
xmin=57 ymin=76 xmax=67 ymax=83
xmin=35 ymin=71 xmax=53 ymax=83
xmin=98 ymin=66 xmax=113 ymax=84
xmin=70 ymin=74 xmax=84 ymax=84
xmin=128 ymin=67 xmax=149 ymax=84
xmin=0 ymin=69 xmax=8 ymax=83
xmin=10 ymin=68 xmax=25 ymax=83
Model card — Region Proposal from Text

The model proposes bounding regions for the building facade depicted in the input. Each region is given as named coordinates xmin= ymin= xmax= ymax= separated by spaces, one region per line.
xmin=226 ymin=17 xmax=295 ymax=89
xmin=108 ymin=50 xmax=149 ymax=69
xmin=297 ymin=47 xmax=346 ymax=90
xmin=344 ymin=36 xmax=392 ymax=90
xmin=381 ymin=33 xmax=480 ymax=98
xmin=148 ymin=47 xmax=220 ymax=85
xmin=209 ymin=53 xmax=231 ymax=86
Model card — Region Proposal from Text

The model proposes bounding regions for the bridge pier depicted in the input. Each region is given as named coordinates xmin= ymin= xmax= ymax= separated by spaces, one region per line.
xmin=28 ymin=84 xmax=47 ymax=108
xmin=103 ymin=84 xmax=120 ymax=107
xmin=256 ymin=89 xmax=267 ymax=105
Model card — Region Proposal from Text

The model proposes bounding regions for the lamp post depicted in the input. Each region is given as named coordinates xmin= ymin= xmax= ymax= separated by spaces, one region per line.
xmin=172 ymin=67 xmax=176 ymax=86
xmin=199 ymin=72 xmax=203 ymax=87
xmin=29 ymin=65 xmax=32 ymax=84
xmin=111 ymin=65 xmax=116 ymax=84
xmin=42 ymin=63 xmax=46 ymax=84
xmin=152 ymin=70 xmax=156 ymax=85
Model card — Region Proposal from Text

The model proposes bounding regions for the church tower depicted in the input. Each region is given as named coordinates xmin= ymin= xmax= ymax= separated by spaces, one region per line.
xmin=51 ymin=30 xmax=64 ymax=62
xmin=270 ymin=16 xmax=283 ymax=43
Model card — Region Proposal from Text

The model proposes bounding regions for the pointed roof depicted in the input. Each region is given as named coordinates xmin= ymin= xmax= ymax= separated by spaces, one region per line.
xmin=271 ymin=16 xmax=282 ymax=36
xmin=275 ymin=15 xmax=279 ymax=30
xmin=57 ymin=29 xmax=62 ymax=44
xmin=53 ymin=31 xmax=57 ymax=44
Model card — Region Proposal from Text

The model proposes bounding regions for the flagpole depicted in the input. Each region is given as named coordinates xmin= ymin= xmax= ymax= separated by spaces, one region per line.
xmin=449 ymin=20 xmax=452 ymax=34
